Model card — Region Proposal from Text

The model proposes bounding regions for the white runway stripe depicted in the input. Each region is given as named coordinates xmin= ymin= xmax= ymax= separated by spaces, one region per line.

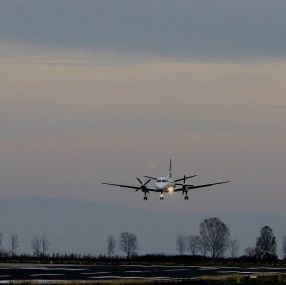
xmin=164 ymin=269 xmax=188 ymax=272
xmin=30 ymin=274 xmax=64 ymax=277
xmin=81 ymin=272 xmax=110 ymax=275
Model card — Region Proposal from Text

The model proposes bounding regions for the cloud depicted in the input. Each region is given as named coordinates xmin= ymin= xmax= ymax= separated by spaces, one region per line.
xmin=1 ymin=0 xmax=286 ymax=59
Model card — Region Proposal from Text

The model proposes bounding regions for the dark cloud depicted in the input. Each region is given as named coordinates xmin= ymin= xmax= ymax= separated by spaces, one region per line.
xmin=1 ymin=0 xmax=286 ymax=59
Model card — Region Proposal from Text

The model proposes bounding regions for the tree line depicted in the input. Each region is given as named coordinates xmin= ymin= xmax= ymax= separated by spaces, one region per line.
xmin=1 ymin=217 xmax=286 ymax=260
xmin=106 ymin=218 xmax=285 ymax=260
xmin=175 ymin=217 xmax=283 ymax=260
xmin=0 ymin=231 xmax=138 ymax=259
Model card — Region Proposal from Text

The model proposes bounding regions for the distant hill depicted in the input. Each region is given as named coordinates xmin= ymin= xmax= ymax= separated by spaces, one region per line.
xmin=0 ymin=198 xmax=285 ymax=257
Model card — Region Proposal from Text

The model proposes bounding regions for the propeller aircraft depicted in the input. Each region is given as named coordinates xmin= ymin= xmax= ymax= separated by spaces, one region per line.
xmin=101 ymin=160 xmax=229 ymax=200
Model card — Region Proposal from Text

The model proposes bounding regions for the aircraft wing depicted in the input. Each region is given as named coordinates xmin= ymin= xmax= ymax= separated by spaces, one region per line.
xmin=101 ymin=182 xmax=157 ymax=192
xmin=102 ymin=182 xmax=138 ymax=189
xmin=174 ymin=175 xmax=197 ymax=182
xmin=174 ymin=181 xmax=230 ymax=192
xmin=144 ymin=176 xmax=157 ymax=180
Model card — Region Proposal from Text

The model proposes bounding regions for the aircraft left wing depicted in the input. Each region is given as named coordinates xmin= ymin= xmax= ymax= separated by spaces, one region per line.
xmin=174 ymin=181 xmax=230 ymax=192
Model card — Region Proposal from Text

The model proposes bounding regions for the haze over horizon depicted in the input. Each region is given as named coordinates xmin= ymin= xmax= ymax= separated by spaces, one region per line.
xmin=0 ymin=0 xmax=286 ymax=218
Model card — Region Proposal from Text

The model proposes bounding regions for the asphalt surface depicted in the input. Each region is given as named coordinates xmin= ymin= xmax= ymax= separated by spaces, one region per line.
xmin=0 ymin=264 xmax=286 ymax=282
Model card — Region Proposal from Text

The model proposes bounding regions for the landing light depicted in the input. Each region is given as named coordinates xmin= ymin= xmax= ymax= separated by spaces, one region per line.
xmin=168 ymin=187 xmax=174 ymax=193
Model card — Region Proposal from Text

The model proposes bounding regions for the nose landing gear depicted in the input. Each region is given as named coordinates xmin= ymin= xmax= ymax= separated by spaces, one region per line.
xmin=160 ymin=194 xmax=164 ymax=200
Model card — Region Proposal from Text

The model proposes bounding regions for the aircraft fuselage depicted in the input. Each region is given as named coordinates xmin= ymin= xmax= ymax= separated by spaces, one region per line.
xmin=154 ymin=176 xmax=175 ymax=193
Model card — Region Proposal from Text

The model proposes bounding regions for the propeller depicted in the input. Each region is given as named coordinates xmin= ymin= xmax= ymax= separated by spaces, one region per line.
xmin=182 ymin=175 xmax=187 ymax=194
xmin=177 ymin=175 xmax=192 ymax=194
xmin=176 ymin=175 xmax=190 ymax=186
xmin=135 ymin=178 xmax=151 ymax=192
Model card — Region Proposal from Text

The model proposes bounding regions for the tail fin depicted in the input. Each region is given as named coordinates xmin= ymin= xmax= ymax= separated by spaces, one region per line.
xmin=169 ymin=159 xmax=173 ymax=178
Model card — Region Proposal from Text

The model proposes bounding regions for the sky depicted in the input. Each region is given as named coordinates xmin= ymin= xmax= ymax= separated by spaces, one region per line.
xmin=1 ymin=0 xmax=286 ymax=216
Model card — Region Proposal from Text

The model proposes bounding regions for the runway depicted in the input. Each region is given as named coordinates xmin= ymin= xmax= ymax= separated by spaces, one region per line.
xmin=0 ymin=263 xmax=285 ymax=282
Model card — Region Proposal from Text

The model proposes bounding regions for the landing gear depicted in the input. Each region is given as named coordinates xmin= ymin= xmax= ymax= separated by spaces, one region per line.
xmin=143 ymin=196 xmax=148 ymax=200
xmin=184 ymin=196 xmax=189 ymax=200
xmin=160 ymin=194 xmax=164 ymax=200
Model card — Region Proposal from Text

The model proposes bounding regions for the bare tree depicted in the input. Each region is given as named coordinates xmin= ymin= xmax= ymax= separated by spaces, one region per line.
xmin=245 ymin=246 xmax=256 ymax=257
xmin=0 ymin=233 xmax=3 ymax=248
xmin=282 ymin=236 xmax=286 ymax=260
xmin=119 ymin=232 xmax=138 ymax=258
xmin=31 ymin=233 xmax=50 ymax=257
xmin=187 ymin=235 xmax=202 ymax=256
xmin=11 ymin=234 xmax=19 ymax=256
xmin=41 ymin=233 xmax=50 ymax=256
xmin=31 ymin=235 xmax=41 ymax=257
xmin=0 ymin=233 xmax=4 ymax=255
xmin=199 ymin=217 xmax=230 ymax=258
xmin=176 ymin=235 xmax=187 ymax=255
xmin=229 ymin=238 xmax=239 ymax=258
xmin=255 ymin=226 xmax=277 ymax=257
xmin=200 ymin=236 xmax=209 ymax=256
xmin=107 ymin=235 xmax=116 ymax=257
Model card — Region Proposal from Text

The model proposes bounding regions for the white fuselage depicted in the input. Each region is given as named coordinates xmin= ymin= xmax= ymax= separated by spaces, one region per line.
xmin=154 ymin=176 xmax=175 ymax=193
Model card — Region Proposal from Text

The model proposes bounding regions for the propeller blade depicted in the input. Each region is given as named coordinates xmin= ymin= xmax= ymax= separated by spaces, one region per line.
xmin=174 ymin=175 xmax=197 ymax=182
xmin=144 ymin=178 xmax=152 ymax=186
xmin=137 ymin=177 xmax=143 ymax=185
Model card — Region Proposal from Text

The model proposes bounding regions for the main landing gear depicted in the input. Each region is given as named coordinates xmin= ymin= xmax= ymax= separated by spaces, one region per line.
xmin=143 ymin=196 xmax=148 ymax=200
xmin=184 ymin=196 xmax=189 ymax=200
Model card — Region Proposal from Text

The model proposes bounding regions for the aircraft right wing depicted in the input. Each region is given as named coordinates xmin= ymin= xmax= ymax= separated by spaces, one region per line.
xmin=101 ymin=182 xmax=139 ymax=190
xmin=187 ymin=181 xmax=230 ymax=189
xmin=174 ymin=181 xmax=230 ymax=192
xmin=101 ymin=182 xmax=158 ymax=192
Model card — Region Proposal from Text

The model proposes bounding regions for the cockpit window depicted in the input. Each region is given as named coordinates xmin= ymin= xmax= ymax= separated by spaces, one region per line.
xmin=157 ymin=179 xmax=161 ymax=183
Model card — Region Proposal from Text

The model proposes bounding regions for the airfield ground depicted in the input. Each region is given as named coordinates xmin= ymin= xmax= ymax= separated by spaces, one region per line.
xmin=0 ymin=263 xmax=286 ymax=284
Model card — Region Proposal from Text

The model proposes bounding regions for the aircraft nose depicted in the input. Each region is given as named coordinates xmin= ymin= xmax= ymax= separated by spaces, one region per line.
xmin=155 ymin=183 xmax=162 ymax=190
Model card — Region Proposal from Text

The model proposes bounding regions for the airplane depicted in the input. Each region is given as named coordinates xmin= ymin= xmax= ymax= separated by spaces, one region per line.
xmin=101 ymin=160 xmax=230 ymax=200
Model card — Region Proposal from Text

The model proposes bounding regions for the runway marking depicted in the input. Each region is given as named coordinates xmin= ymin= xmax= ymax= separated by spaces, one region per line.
xmin=16 ymin=281 xmax=63 ymax=284
xmin=89 ymin=276 xmax=122 ymax=279
xmin=89 ymin=276 xmax=172 ymax=280
xmin=118 ymin=264 xmax=192 ymax=268
xmin=18 ymin=267 xmax=52 ymax=270
xmin=114 ymin=277 xmax=147 ymax=279
xmin=216 ymin=266 xmax=243 ymax=269
xmin=217 ymin=271 xmax=243 ymax=274
xmin=124 ymin=270 xmax=149 ymax=273
xmin=247 ymin=267 xmax=286 ymax=271
xmin=81 ymin=272 xmax=110 ymax=275
xmin=164 ymin=268 xmax=188 ymax=272
xmin=30 ymin=273 xmax=65 ymax=277
xmin=52 ymin=268 xmax=89 ymax=271
xmin=198 ymin=267 xmax=219 ymax=270
xmin=150 ymin=277 xmax=172 ymax=280
xmin=119 ymin=264 xmax=149 ymax=266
